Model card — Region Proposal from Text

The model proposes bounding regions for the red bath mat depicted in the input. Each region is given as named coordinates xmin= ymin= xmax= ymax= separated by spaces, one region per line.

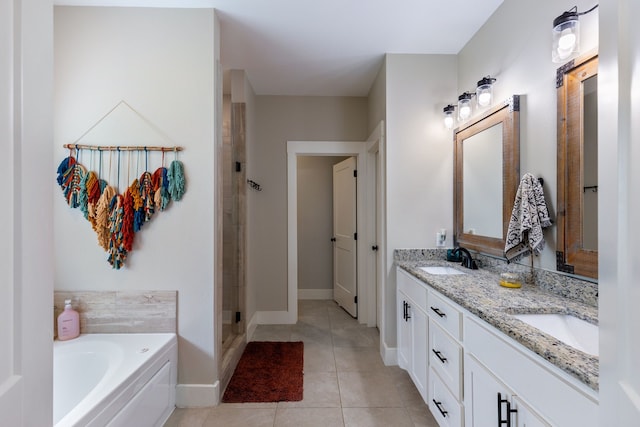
xmin=222 ymin=341 xmax=304 ymax=403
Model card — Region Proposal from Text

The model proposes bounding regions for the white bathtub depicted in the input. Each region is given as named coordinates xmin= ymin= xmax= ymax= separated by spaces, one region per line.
xmin=54 ymin=333 xmax=177 ymax=427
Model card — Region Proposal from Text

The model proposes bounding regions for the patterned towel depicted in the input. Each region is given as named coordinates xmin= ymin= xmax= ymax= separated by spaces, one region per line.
xmin=505 ymin=173 xmax=552 ymax=262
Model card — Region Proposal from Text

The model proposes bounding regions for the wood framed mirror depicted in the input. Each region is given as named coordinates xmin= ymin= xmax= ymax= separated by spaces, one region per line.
xmin=454 ymin=95 xmax=520 ymax=257
xmin=557 ymin=51 xmax=598 ymax=279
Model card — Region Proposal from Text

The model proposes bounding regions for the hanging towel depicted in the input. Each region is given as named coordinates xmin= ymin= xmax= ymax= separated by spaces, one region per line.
xmin=504 ymin=173 xmax=552 ymax=262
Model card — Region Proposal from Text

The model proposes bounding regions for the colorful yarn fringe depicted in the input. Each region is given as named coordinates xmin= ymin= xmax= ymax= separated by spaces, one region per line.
xmin=56 ymin=153 xmax=187 ymax=269
xmin=168 ymin=160 xmax=186 ymax=201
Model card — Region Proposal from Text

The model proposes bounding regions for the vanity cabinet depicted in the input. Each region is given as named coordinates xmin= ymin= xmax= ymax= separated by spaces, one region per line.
xmin=465 ymin=316 xmax=598 ymax=427
xmin=465 ymin=354 xmax=550 ymax=427
xmin=397 ymin=269 xmax=464 ymax=426
xmin=396 ymin=266 xmax=599 ymax=427
xmin=397 ymin=268 xmax=428 ymax=401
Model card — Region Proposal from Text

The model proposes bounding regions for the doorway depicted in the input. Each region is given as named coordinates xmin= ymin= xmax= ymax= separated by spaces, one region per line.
xmin=297 ymin=155 xmax=348 ymax=303
xmin=287 ymin=141 xmax=375 ymax=326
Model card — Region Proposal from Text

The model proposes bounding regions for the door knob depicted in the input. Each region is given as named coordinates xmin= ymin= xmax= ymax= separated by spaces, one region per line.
xmin=372 ymin=245 xmax=379 ymax=251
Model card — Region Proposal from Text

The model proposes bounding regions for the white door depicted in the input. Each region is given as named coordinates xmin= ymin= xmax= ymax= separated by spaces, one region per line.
xmin=332 ymin=157 xmax=357 ymax=317
xmin=0 ymin=1 xmax=53 ymax=425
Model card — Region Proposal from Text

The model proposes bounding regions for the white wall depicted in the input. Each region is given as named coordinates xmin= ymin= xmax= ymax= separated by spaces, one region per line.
xmin=53 ymin=7 xmax=219 ymax=405
xmin=248 ymin=96 xmax=367 ymax=313
xmin=383 ymin=54 xmax=458 ymax=347
xmin=297 ymin=156 xmax=347 ymax=295
xmin=457 ymin=0 xmax=598 ymax=272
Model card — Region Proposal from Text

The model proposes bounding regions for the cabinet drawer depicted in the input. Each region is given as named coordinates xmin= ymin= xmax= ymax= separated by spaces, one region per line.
xmin=429 ymin=320 xmax=462 ymax=399
xmin=397 ymin=269 xmax=427 ymax=311
xmin=428 ymin=290 xmax=462 ymax=340
xmin=429 ymin=369 xmax=463 ymax=427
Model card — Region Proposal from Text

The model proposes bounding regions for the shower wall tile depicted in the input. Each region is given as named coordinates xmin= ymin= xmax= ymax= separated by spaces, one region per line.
xmin=54 ymin=290 xmax=177 ymax=336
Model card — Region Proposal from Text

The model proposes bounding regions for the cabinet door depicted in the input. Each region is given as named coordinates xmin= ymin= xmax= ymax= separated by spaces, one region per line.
xmin=397 ymin=293 xmax=411 ymax=370
xmin=512 ymin=396 xmax=551 ymax=427
xmin=410 ymin=304 xmax=428 ymax=401
xmin=464 ymin=354 xmax=512 ymax=427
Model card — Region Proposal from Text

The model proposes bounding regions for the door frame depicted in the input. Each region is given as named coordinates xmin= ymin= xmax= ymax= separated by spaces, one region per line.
xmin=287 ymin=140 xmax=372 ymax=325
xmin=366 ymin=121 xmax=385 ymax=331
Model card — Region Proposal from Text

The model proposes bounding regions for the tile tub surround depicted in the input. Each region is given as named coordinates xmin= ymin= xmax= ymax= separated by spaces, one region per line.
xmin=394 ymin=250 xmax=599 ymax=391
xmin=54 ymin=290 xmax=177 ymax=336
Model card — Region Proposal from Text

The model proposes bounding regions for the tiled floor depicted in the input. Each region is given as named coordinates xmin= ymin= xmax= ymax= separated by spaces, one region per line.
xmin=164 ymin=300 xmax=439 ymax=427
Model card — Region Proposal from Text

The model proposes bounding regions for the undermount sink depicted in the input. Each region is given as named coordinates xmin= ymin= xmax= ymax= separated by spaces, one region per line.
xmin=513 ymin=313 xmax=599 ymax=356
xmin=419 ymin=266 xmax=466 ymax=275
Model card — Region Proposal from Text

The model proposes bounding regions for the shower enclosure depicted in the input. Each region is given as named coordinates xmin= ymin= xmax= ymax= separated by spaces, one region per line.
xmin=221 ymin=92 xmax=247 ymax=390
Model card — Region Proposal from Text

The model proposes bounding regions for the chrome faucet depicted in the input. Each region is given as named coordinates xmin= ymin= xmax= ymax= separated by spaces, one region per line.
xmin=452 ymin=247 xmax=478 ymax=270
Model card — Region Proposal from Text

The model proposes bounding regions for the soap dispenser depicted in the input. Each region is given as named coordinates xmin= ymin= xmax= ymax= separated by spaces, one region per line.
xmin=57 ymin=299 xmax=80 ymax=341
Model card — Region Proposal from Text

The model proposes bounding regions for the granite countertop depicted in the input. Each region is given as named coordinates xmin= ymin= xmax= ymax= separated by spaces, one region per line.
xmin=396 ymin=258 xmax=599 ymax=391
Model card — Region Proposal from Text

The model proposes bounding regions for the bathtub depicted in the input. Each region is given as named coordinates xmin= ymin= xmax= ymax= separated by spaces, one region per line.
xmin=54 ymin=333 xmax=177 ymax=427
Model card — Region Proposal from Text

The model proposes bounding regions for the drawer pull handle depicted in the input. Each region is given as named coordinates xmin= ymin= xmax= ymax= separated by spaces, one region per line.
xmin=432 ymin=399 xmax=448 ymax=417
xmin=497 ymin=392 xmax=517 ymax=427
xmin=430 ymin=306 xmax=446 ymax=318
xmin=402 ymin=301 xmax=411 ymax=321
xmin=432 ymin=349 xmax=447 ymax=363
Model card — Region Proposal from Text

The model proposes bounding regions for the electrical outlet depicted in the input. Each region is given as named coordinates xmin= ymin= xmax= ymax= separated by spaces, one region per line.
xmin=436 ymin=232 xmax=446 ymax=247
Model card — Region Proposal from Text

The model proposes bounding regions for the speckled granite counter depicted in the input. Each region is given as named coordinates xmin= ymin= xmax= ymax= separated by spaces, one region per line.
xmin=394 ymin=249 xmax=599 ymax=392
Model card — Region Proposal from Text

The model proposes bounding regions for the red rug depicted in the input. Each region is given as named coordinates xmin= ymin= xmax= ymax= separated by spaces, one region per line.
xmin=222 ymin=341 xmax=304 ymax=403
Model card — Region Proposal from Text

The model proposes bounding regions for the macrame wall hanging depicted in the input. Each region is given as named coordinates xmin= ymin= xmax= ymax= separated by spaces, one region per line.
xmin=56 ymin=101 xmax=187 ymax=269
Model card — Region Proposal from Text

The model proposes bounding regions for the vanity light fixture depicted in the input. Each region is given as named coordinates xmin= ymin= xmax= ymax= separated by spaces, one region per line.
xmin=552 ymin=4 xmax=598 ymax=63
xmin=457 ymin=92 xmax=474 ymax=121
xmin=476 ymin=76 xmax=496 ymax=108
xmin=443 ymin=104 xmax=456 ymax=129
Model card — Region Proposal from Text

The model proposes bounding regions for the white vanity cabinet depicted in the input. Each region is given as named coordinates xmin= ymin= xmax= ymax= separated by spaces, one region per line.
xmin=397 ymin=268 xmax=429 ymax=401
xmin=464 ymin=316 xmax=598 ymax=427
xmin=396 ymin=266 xmax=599 ymax=427
xmin=465 ymin=354 xmax=550 ymax=427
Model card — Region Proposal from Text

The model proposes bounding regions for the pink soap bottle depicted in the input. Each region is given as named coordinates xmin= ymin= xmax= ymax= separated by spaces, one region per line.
xmin=57 ymin=299 xmax=80 ymax=341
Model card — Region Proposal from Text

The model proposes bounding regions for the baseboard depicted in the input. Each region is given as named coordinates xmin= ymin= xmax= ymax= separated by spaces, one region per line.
xmin=257 ymin=310 xmax=296 ymax=325
xmin=247 ymin=311 xmax=258 ymax=342
xmin=381 ymin=343 xmax=397 ymax=366
xmin=175 ymin=382 xmax=219 ymax=407
xmin=298 ymin=289 xmax=333 ymax=300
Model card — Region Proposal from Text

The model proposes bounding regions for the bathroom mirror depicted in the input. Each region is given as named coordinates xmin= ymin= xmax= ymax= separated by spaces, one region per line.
xmin=557 ymin=51 xmax=598 ymax=279
xmin=454 ymin=95 xmax=520 ymax=257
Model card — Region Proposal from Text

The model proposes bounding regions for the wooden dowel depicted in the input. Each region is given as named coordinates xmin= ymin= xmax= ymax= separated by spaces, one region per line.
xmin=63 ymin=144 xmax=183 ymax=152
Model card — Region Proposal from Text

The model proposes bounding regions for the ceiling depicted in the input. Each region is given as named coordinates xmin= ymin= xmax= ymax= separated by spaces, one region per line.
xmin=56 ymin=0 xmax=504 ymax=96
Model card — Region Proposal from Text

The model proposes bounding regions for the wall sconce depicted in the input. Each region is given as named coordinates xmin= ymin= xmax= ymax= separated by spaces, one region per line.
xmin=457 ymin=92 xmax=474 ymax=121
xmin=476 ymin=76 xmax=496 ymax=108
xmin=552 ymin=4 xmax=599 ymax=63
xmin=443 ymin=104 xmax=456 ymax=129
